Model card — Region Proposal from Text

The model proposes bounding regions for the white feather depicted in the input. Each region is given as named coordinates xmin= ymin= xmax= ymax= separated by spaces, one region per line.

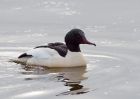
xmin=12 ymin=48 xmax=87 ymax=67
xmin=26 ymin=48 xmax=57 ymax=59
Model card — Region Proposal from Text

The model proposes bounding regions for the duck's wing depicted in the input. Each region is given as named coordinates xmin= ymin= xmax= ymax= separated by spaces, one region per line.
xmin=18 ymin=42 xmax=68 ymax=60
xmin=34 ymin=42 xmax=68 ymax=57
xmin=13 ymin=42 xmax=68 ymax=65
xmin=18 ymin=42 xmax=68 ymax=59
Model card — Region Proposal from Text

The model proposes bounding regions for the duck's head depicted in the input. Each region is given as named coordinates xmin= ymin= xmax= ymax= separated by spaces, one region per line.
xmin=65 ymin=29 xmax=96 ymax=52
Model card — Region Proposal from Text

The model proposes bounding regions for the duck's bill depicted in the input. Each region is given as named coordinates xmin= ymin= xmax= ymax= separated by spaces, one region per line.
xmin=82 ymin=38 xmax=96 ymax=46
xmin=85 ymin=40 xmax=96 ymax=46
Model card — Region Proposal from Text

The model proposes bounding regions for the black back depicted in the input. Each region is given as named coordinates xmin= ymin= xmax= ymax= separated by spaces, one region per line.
xmin=35 ymin=42 xmax=68 ymax=57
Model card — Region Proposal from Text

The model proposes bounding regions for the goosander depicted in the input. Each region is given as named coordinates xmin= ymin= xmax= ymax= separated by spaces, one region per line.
xmin=12 ymin=29 xmax=96 ymax=67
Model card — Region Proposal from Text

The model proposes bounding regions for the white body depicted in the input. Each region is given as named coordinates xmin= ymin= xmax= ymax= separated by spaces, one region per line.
xmin=13 ymin=48 xmax=87 ymax=67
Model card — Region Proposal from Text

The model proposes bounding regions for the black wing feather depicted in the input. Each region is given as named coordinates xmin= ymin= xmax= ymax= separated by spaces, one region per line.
xmin=18 ymin=53 xmax=32 ymax=58
xmin=35 ymin=42 xmax=68 ymax=57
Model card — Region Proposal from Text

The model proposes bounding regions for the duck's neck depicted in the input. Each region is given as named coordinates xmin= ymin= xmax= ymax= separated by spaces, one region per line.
xmin=66 ymin=44 xmax=81 ymax=52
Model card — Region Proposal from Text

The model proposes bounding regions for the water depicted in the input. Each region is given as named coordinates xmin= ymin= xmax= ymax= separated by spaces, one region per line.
xmin=0 ymin=0 xmax=140 ymax=99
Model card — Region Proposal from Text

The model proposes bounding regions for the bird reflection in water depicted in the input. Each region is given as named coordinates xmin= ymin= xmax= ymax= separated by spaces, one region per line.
xmin=21 ymin=65 xmax=89 ymax=95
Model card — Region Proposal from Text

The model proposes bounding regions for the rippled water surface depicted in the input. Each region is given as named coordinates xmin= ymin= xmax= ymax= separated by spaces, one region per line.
xmin=0 ymin=0 xmax=140 ymax=99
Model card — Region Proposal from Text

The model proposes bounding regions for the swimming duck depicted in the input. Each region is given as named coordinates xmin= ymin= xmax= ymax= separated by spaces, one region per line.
xmin=12 ymin=29 xmax=96 ymax=67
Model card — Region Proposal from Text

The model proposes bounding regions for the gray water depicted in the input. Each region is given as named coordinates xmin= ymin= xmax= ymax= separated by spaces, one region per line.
xmin=0 ymin=0 xmax=140 ymax=99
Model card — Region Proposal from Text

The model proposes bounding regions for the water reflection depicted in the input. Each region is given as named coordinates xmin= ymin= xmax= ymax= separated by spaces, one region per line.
xmin=21 ymin=65 xmax=89 ymax=95
xmin=59 ymin=82 xmax=89 ymax=95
